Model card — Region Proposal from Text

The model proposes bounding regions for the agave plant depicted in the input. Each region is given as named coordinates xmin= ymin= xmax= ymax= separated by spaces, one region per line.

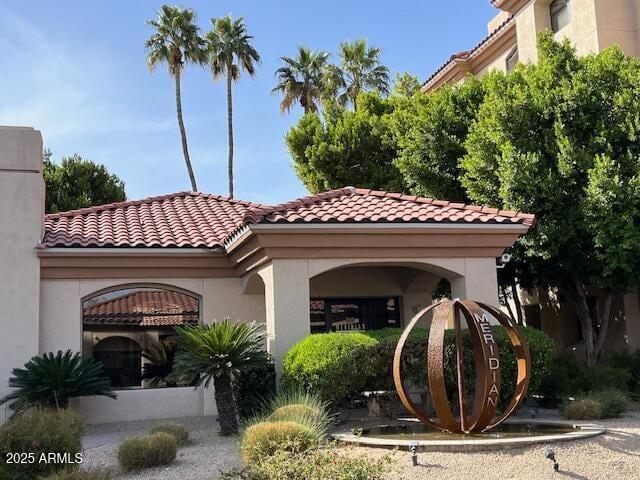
xmin=0 ymin=350 xmax=116 ymax=412
xmin=142 ymin=341 xmax=177 ymax=387
xmin=171 ymin=319 xmax=267 ymax=435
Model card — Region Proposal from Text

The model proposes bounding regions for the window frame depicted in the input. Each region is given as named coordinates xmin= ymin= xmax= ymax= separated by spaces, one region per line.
xmin=550 ymin=0 xmax=571 ymax=33
xmin=309 ymin=296 xmax=401 ymax=333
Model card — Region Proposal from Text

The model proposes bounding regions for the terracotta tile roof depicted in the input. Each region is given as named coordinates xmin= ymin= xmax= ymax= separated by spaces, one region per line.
xmin=43 ymin=188 xmax=534 ymax=249
xmin=43 ymin=191 xmax=263 ymax=248
xmin=244 ymin=187 xmax=535 ymax=227
xmin=422 ymin=14 xmax=515 ymax=89
xmin=83 ymin=289 xmax=199 ymax=327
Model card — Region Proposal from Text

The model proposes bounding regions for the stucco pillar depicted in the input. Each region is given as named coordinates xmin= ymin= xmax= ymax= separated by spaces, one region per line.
xmin=516 ymin=0 xmax=552 ymax=63
xmin=259 ymin=259 xmax=310 ymax=377
xmin=623 ymin=289 xmax=640 ymax=349
xmin=0 ymin=127 xmax=43 ymax=422
xmin=450 ymin=258 xmax=500 ymax=307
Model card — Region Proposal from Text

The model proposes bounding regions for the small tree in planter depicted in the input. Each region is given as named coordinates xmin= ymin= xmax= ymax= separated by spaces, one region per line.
xmin=171 ymin=320 xmax=267 ymax=435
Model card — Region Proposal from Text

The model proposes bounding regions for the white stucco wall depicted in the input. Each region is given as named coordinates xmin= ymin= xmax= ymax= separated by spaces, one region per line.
xmin=0 ymin=127 xmax=43 ymax=423
xmin=39 ymin=276 xmax=264 ymax=424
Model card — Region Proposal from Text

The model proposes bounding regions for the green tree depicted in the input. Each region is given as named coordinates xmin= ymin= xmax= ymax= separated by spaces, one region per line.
xmin=145 ymin=5 xmax=206 ymax=192
xmin=462 ymin=32 xmax=640 ymax=365
xmin=323 ymin=39 xmax=390 ymax=110
xmin=286 ymin=92 xmax=404 ymax=193
xmin=44 ymin=150 xmax=126 ymax=213
xmin=171 ymin=320 xmax=268 ymax=435
xmin=392 ymin=76 xmax=485 ymax=202
xmin=205 ymin=15 xmax=260 ymax=198
xmin=273 ymin=46 xmax=330 ymax=114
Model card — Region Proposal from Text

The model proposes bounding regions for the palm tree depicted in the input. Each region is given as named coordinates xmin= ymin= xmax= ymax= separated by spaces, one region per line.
xmin=272 ymin=46 xmax=330 ymax=114
xmin=327 ymin=39 xmax=390 ymax=110
xmin=145 ymin=5 xmax=206 ymax=192
xmin=205 ymin=15 xmax=260 ymax=199
xmin=171 ymin=320 xmax=267 ymax=435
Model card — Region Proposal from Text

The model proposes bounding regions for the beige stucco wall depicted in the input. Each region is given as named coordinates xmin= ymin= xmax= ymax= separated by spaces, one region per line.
xmin=38 ymin=277 xmax=265 ymax=424
xmin=516 ymin=0 xmax=553 ymax=63
xmin=0 ymin=127 xmax=43 ymax=422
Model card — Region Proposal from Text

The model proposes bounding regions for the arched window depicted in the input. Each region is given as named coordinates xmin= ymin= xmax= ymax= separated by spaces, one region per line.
xmin=550 ymin=0 xmax=570 ymax=33
xmin=83 ymin=286 xmax=200 ymax=389
xmin=93 ymin=336 xmax=142 ymax=387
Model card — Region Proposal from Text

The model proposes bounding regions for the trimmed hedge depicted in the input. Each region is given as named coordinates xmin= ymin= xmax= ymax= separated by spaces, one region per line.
xmin=282 ymin=326 xmax=555 ymax=407
xmin=282 ymin=333 xmax=378 ymax=403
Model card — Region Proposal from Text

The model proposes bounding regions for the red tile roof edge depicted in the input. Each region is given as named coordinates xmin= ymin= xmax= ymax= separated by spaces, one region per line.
xmin=422 ymin=14 xmax=515 ymax=89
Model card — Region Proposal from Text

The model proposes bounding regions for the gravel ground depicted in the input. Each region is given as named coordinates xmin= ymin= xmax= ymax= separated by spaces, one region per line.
xmin=82 ymin=406 xmax=640 ymax=479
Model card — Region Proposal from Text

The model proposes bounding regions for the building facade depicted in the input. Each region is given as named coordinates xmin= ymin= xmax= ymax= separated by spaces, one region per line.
xmin=0 ymin=126 xmax=535 ymax=424
xmin=422 ymin=0 xmax=640 ymax=357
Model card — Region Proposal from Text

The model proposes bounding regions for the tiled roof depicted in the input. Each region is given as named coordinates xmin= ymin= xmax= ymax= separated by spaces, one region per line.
xmin=423 ymin=15 xmax=515 ymax=89
xmin=43 ymin=188 xmax=534 ymax=249
xmin=83 ymin=289 xmax=199 ymax=327
xmin=43 ymin=191 xmax=263 ymax=248
xmin=245 ymin=187 xmax=535 ymax=227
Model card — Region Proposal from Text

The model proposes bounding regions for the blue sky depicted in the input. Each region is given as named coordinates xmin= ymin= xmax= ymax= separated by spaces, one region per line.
xmin=0 ymin=1 xmax=496 ymax=204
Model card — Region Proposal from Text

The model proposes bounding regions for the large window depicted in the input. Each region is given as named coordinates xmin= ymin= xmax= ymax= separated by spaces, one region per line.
xmin=310 ymin=297 xmax=400 ymax=333
xmin=82 ymin=287 xmax=199 ymax=389
xmin=550 ymin=0 xmax=570 ymax=33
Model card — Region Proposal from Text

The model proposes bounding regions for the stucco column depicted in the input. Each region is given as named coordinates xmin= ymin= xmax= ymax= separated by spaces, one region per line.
xmin=450 ymin=258 xmax=500 ymax=307
xmin=516 ymin=0 xmax=552 ymax=63
xmin=259 ymin=259 xmax=310 ymax=377
xmin=0 ymin=127 xmax=43 ymax=422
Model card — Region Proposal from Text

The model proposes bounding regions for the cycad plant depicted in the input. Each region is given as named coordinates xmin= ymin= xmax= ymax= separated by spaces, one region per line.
xmin=142 ymin=341 xmax=177 ymax=387
xmin=171 ymin=320 xmax=267 ymax=435
xmin=0 ymin=350 xmax=116 ymax=413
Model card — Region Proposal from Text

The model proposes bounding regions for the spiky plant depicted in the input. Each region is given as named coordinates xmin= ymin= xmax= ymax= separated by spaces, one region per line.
xmin=0 ymin=350 xmax=116 ymax=412
xmin=142 ymin=341 xmax=177 ymax=387
xmin=171 ymin=320 xmax=267 ymax=435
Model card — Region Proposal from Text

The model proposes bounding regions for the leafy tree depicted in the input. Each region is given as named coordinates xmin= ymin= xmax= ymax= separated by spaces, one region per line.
xmin=392 ymin=76 xmax=485 ymax=202
xmin=393 ymin=72 xmax=421 ymax=97
xmin=273 ymin=46 xmax=330 ymax=114
xmin=44 ymin=151 xmax=126 ymax=213
xmin=171 ymin=320 xmax=268 ymax=435
xmin=205 ymin=15 xmax=260 ymax=198
xmin=286 ymin=92 xmax=405 ymax=193
xmin=323 ymin=39 xmax=390 ymax=110
xmin=0 ymin=350 xmax=116 ymax=412
xmin=462 ymin=32 xmax=640 ymax=365
xmin=145 ymin=5 xmax=206 ymax=192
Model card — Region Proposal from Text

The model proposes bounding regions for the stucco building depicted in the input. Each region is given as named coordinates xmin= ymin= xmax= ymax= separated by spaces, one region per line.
xmin=0 ymin=126 xmax=536 ymax=423
xmin=422 ymin=0 xmax=640 ymax=356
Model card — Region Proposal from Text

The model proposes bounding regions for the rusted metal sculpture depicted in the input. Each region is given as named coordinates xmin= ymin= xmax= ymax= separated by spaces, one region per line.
xmin=393 ymin=299 xmax=531 ymax=433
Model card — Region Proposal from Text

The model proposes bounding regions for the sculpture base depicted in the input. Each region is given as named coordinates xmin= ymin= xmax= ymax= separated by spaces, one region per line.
xmin=332 ymin=419 xmax=605 ymax=452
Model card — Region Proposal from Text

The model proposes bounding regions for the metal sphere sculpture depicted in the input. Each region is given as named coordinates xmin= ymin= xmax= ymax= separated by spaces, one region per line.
xmin=392 ymin=299 xmax=531 ymax=433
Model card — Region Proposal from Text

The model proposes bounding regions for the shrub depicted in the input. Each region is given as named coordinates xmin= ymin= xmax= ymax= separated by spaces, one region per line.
xmin=41 ymin=468 xmax=112 ymax=480
xmin=233 ymin=359 xmax=277 ymax=421
xmin=608 ymin=350 xmax=640 ymax=398
xmin=590 ymin=389 xmax=630 ymax=418
xmin=150 ymin=423 xmax=189 ymax=446
xmin=266 ymin=389 xmax=333 ymax=431
xmin=0 ymin=350 xmax=116 ymax=413
xmin=282 ymin=333 xmax=378 ymax=403
xmin=283 ymin=325 xmax=556 ymax=407
xmin=0 ymin=408 xmax=84 ymax=480
xmin=241 ymin=421 xmax=317 ymax=465
xmin=117 ymin=432 xmax=177 ymax=471
xmin=562 ymin=399 xmax=603 ymax=420
xmin=229 ymin=449 xmax=391 ymax=480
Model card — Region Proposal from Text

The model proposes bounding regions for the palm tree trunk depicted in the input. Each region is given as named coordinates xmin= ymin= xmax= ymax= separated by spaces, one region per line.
xmin=175 ymin=73 xmax=198 ymax=192
xmin=213 ymin=372 xmax=238 ymax=435
xmin=226 ymin=61 xmax=234 ymax=198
